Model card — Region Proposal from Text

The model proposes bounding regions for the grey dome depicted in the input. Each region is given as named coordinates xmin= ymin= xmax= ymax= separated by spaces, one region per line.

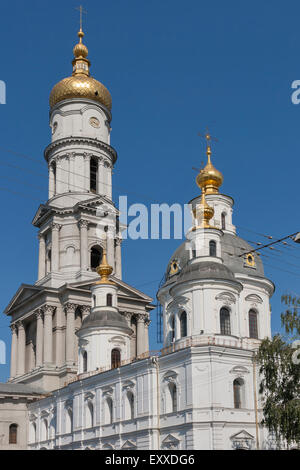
xmin=80 ymin=309 xmax=132 ymax=335
xmin=176 ymin=261 xmax=235 ymax=284
xmin=164 ymin=232 xmax=264 ymax=284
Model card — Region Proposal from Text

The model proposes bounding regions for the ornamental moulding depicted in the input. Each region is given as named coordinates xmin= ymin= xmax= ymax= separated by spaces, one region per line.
xmin=44 ymin=136 xmax=117 ymax=164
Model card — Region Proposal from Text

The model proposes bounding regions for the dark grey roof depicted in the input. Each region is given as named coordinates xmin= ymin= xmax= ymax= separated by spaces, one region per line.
xmin=80 ymin=308 xmax=132 ymax=334
xmin=0 ymin=383 xmax=45 ymax=396
xmin=175 ymin=261 xmax=236 ymax=284
xmin=165 ymin=232 xmax=264 ymax=283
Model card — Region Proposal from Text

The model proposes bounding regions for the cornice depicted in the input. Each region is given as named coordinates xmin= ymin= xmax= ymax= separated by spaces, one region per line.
xmin=44 ymin=136 xmax=117 ymax=165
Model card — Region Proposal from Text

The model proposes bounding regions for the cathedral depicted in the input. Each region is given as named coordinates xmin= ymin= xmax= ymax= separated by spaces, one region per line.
xmin=0 ymin=25 xmax=275 ymax=451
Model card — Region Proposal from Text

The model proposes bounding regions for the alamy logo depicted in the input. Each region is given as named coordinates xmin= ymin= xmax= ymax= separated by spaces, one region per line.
xmin=0 ymin=340 xmax=6 ymax=365
xmin=0 ymin=81 xmax=6 ymax=104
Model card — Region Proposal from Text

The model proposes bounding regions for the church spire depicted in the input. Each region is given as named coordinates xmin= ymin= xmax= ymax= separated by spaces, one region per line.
xmin=72 ymin=24 xmax=90 ymax=76
xmin=192 ymin=188 xmax=215 ymax=229
xmin=96 ymin=235 xmax=115 ymax=284
xmin=196 ymin=132 xmax=223 ymax=194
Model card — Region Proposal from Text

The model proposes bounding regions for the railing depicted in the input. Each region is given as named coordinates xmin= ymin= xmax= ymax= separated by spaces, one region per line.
xmin=67 ymin=350 xmax=160 ymax=385
xmin=160 ymin=335 xmax=261 ymax=356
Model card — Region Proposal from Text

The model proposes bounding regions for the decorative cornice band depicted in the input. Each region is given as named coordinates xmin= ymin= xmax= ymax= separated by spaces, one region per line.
xmin=44 ymin=137 xmax=117 ymax=165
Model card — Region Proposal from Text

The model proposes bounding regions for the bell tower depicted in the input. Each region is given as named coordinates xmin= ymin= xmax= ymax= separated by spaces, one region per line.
xmin=33 ymin=26 xmax=122 ymax=288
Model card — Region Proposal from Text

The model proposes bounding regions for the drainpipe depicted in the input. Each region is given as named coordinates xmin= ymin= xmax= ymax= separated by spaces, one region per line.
xmin=253 ymin=357 xmax=260 ymax=450
xmin=152 ymin=356 xmax=160 ymax=449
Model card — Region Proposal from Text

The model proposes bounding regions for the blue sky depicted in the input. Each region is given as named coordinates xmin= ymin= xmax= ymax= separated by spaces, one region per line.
xmin=0 ymin=0 xmax=300 ymax=381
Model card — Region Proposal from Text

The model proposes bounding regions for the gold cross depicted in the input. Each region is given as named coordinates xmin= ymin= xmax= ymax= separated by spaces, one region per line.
xmin=76 ymin=5 xmax=87 ymax=32
xmin=198 ymin=129 xmax=218 ymax=149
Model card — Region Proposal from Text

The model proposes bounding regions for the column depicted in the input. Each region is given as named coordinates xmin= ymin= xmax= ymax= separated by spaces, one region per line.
xmin=36 ymin=309 xmax=44 ymax=368
xmin=65 ymin=303 xmax=76 ymax=365
xmin=69 ymin=153 xmax=75 ymax=192
xmin=49 ymin=164 xmax=54 ymax=199
xmin=144 ymin=318 xmax=150 ymax=353
xmin=10 ymin=324 xmax=18 ymax=379
xmin=81 ymin=305 xmax=90 ymax=322
xmin=115 ymin=238 xmax=122 ymax=279
xmin=38 ymin=234 xmax=46 ymax=280
xmin=17 ymin=321 xmax=26 ymax=376
xmin=107 ymin=230 xmax=114 ymax=271
xmin=136 ymin=314 xmax=145 ymax=357
xmin=79 ymin=220 xmax=89 ymax=271
xmin=84 ymin=153 xmax=91 ymax=191
xmin=98 ymin=158 xmax=104 ymax=195
xmin=55 ymin=157 xmax=62 ymax=194
xmin=51 ymin=223 xmax=61 ymax=272
xmin=43 ymin=305 xmax=55 ymax=365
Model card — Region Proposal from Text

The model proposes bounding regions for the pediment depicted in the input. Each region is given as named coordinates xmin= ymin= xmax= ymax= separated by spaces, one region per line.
xmin=69 ymin=277 xmax=153 ymax=304
xmin=167 ymin=296 xmax=189 ymax=313
xmin=122 ymin=440 xmax=136 ymax=449
xmin=245 ymin=294 xmax=263 ymax=304
xmin=4 ymin=284 xmax=44 ymax=315
xmin=230 ymin=430 xmax=254 ymax=440
xmin=32 ymin=204 xmax=53 ymax=226
xmin=215 ymin=291 xmax=236 ymax=304
xmin=230 ymin=365 xmax=250 ymax=375
xmin=161 ymin=434 xmax=180 ymax=449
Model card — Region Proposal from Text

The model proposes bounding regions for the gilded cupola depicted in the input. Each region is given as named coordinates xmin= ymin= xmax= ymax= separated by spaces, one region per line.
xmin=196 ymin=134 xmax=223 ymax=194
xmin=49 ymin=28 xmax=112 ymax=110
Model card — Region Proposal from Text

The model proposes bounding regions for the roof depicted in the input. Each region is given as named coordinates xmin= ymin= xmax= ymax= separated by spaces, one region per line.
xmin=79 ymin=308 xmax=132 ymax=334
xmin=164 ymin=232 xmax=265 ymax=284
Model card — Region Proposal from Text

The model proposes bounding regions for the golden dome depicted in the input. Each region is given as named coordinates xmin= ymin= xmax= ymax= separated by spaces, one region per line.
xmin=49 ymin=29 xmax=112 ymax=111
xmin=196 ymin=140 xmax=223 ymax=194
xmin=192 ymin=189 xmax=215 ymax=229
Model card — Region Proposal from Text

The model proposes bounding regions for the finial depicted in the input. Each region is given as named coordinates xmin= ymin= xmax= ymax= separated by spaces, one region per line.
xmin=72 ymin=6 xmax=90 ymax=76
xmin=192 ymin=187 xmax=215 ymax=229
xmin=96 ymin=230 xmax=115 ymax=284
xmin=76 ymin=5 xmax=87 ymax=35
xmin=196 ymin=129 xmax=223 ymax=194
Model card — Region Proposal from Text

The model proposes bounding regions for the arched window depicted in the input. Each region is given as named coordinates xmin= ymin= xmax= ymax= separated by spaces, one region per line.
xmin=90 ymin=245 xmax=102 ymax=271
xmin=90 ymin=157 xmax=98 ymax=193
xmin=30 ymin=422 xmax=36 ymax=444
xmin=233 ymin=378 xmax=244 ymax=409
xmin=86 ymin=402 xmax=94 ymax=428
xmin=220 ymin=308 xmax=231 ymax=335
xmin=49 ymin=418 xmax=56 ymax=439
xmin=83 ymin=351 xmax=88 ymax=372
xmin=41 ymin=419 xmax=48 ymax=442
xmin=9 ymin=424 xmax=18 ymax=444
xmin=65 ymin=408 xmax=72 ymax=434
xmin=46 ymin=249 xmax=51 ymax=274
xmin=107 ymin=294 xmax=112 ymax=307
xmin=111 ymin=349 xmax=121 ymax=369
xmin=170 ymin=316 xmax=175 ymax=343
xmin=221 ymin=213 xmax=226 ymax=230
xmin=249 ymin=310 xmax=258 ymax=339
xmin=125 ymin=392 xmax=135 ymax=420
xmin=51 ymin=162 xmax=56 ymax=195
xmin=105 ymin=398 xmax=113 ymax=425
xmin=180 ymin=311 xmax=187 ymax=338
xmin=169 ymin=383 xmax=177 ymax=413
xmin=209 ymin=240 xmax=217 ymax=257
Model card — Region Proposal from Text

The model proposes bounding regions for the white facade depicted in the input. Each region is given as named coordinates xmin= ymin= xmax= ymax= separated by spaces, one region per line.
xmin=3 ymin=28 xmax=276 ymax=451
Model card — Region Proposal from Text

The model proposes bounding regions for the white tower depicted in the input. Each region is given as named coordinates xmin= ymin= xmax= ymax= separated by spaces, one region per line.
xmin=33 ymin=27 xmax=122 ymax=288
xmin=77 ymin=243 xmax=132 ymax=374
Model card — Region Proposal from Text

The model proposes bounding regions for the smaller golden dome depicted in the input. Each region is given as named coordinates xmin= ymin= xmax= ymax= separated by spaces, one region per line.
xmin=49 ymin=29 xmax=112 ymax=111
xmin=192 ymin=189 xmax=215 ymax=229
xmin=73 ymin=42 xmax=88 ymax=59
xmin=196 ymin=142 xmax=223 ymax=194
xmin=96 ymin=244 xmax=115 ymax=285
